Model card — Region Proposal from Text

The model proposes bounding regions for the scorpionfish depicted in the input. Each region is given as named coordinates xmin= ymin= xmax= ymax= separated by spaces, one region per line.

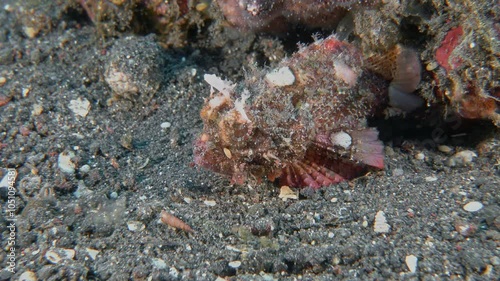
xmin=194 ymin=35 xmax=421 ymax=189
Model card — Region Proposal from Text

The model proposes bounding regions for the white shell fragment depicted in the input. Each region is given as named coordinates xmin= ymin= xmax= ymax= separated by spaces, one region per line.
xmin=374 ymin=211 xmax=390 ymax=233
xmin=19 ymin=271 xmax=37 ymax=281
xmin=45 ymin=248 xmax=75 ymax=264
xmin=68 ymin=97 xmax=90 ymax=117
xmin=331 ymin=131 xmax=352 ymax=149
xmin=279 ymin=185 xmax=298 ymax=201
xmin=204 ymin=200 xmax=217 ymax=207
xmin=127 ymin=221 xmax=145 ymax=232
xmin=58 ymin=151 xmax=76 ymax=174
xmin=228 ymin=260 xmax=242 ymax=269
xmin=447 ymin=150 xmax=477 ymax=166
xmin=265 ymin=66 xmax=295 ymax=87
xmin=85 ymin=248 xmax=100 ymax=260
xmin=463 ymin=201 xmax=483 ymax=212
xmin=405 ymin=255 xmax=418 ymax=273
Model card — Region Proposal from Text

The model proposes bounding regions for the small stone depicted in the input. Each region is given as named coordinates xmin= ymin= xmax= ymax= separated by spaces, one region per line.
xmin=279 ymin=185 xmax=298 ymax=201
xmin=447 ymin=150 xmax=477 ymax=166
xmin=32 ymin=103 xmax=43 ymax=116
xmin=44 ymin=248 xmax=75 ymax=264
xmin=392 ymin=168 xmax=404 ymax=177
xmin=19 ymin=271 xmax=37 ymax=281
xmin=23 ymin=26 xmax=38 ymax=38
xmin=463 ymin=201 xmax=483 ymax=212
xmin=68 ymin=98 xmax=91 ymax=117
xmin=374 ymin=211 xmax=390 ymax=233
xmin=414 ymin=152 xmax=425 ymax=160
xmin=204 ymin=200 xmax=216 ymax=207
xmin=405 ymin=255 xmax=418 ymax=273
xmin=127 ymin=221 xmax=145 ymax=232
xmin=228 ymin=260 xmax=242 ymax=269
xmin=85 ymin=248 xmax=100 ymax=260
xmin=183 ymin=197 xmax=192 ymax=204
xmin=151 ymin=258 xmax=167 ymax=269
xmin=438 ymin=145 xmax=453 ymax=154
xmin=109 ymin=191 xmax=118 ymax=199
xmin=425 ymin=176 xmax=438 ymax=182
xmin=169 ymin=267 xmax=179 ymax=277
xmin=22 ymin=88 xmax=30 ymax=97
xmin=79 ymin=164 xmax=91 ymax=174
xmin=0 ymin=76 xmax=6 ymax=86
xmin=160 ymin=122 xmax=171 ymax=129
xmin=58 ymin=151 xmax=76 ymax=174
xmin=265 ymin=66 xmax=295 ymax=87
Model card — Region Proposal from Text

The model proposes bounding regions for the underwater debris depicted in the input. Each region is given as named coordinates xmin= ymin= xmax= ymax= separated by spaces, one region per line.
xmin=194 ymin=35 xmax=422 ymax=189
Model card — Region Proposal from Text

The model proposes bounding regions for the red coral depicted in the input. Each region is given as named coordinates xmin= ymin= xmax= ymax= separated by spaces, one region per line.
xmin=435 ymin=26 xmax=464 ymax=72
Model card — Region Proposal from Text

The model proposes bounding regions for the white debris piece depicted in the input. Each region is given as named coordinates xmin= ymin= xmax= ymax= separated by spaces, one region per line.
xmin=279 ymin=185 xmax=298 ymax=201
xmin=204 ymin=74 xmax=235 ymax=96
xmin=265 ymin=66 xmax=295 ymax=87
xmin=228 ymin=260 xmax=242 ymax=269
xmin=19 ymin=271 xmax=37 ymax=281
xmin=425 ymin=176 xmax=438 ymax=182
xmin=463 ymin=201 xmax=483 ymax=212
xmin=204 ymin=200 xmax=217 ymax=207
xmin=127 ymin=221 xmax=145 ymax=232
xmin=58 ymin=151 xmax=76 ymax=174
xmin=405 ymin=255 xmax=418 ymax=273
xmin=151 ymin=258 xmax=167 ymax=269
xmin=447 ymin=150 xmax=477 ymax=166
xmin=85 ymin=248 xmax=100 ymax=260
xmin=68 ymin=97 xmax=90 ymax=117
xmin=331 ymin=131 xmax=352 ymax=149
xmin=374 ymin=211 xmax=390 ymax=233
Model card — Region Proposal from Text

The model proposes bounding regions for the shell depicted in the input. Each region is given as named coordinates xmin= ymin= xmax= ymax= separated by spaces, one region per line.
xmin=194 ymin=35 xmax=419 ymax=189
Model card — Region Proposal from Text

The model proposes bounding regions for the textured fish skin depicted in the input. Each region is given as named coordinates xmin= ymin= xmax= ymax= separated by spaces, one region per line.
xmin=194 ymin=35 xmax=390 ymax=189
xmin=215 ymin=0 xmax=377 ymax=32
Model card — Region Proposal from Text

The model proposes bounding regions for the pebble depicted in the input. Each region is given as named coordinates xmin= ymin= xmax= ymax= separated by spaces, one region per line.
xmin=392 ymin=168 xmax=404 ymax=177
xmin=446 ymin=150 xmax=477 ymax=167
xmin=463 ymin=201 xmax=483 ymax=212
xmin=127 ymin=221 xmax=145 ymax=232
xmin=58 ymin=151 xmax=76 ymax=174
xmin=79 ymin=164 xmax=91 ymax=174
xmin=438 ymin=145 xmax=453 ymax=154
xmin=228 ymin=260 xmax=242 ymax=269
xmin=414 ymin=152 xmax=425 ymax=160
xmin=32 ymin=103 xmax=43 ymax=116
xmin=151 ymin=258 xmax=167 ymax=269
xmin=19 ymin=271 xmax=37 ymax=281
xmin=0 ymin=76 xmax=6 ymax=86
xmin=160 ymin=122 xmax=171 ymax=129
xmin=374 ymin=211 xmax=390 ymax=233
xmin=405 ymin=255 xmax=418 ymax=273
xmin=425 ymin=176 xmax=438 ymax=182
xmin=85 ymin=248 xmax=100 ymax=260
xmin=204 ymin=200 xmax=217 ymax=207
xmin=45 ymin=248 xmax=75 ymax=264
xmin=68 ymin=97 xmax=91 ymax=117
xmin=109 ymin=191 xmax=118 ymax=199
